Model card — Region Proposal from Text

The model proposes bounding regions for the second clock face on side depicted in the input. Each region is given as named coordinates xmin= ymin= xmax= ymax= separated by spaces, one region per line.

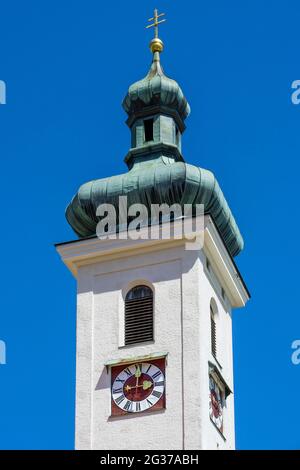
xmin=111 ymin=360 xmax=165 ymax=416
xmin=209 ymin=376 xmax=224 ymax=433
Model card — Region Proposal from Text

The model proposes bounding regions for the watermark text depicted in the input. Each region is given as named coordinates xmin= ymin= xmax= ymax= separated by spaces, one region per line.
xmin=0 ymin=80 xmax=6 ymax=104
xmin=0 ymin=340 xmax=6 ymax=365
xmin=95 ymin=197 xmax=204 ymax=250
xmin=291 ymin=340 xmax=300 ymax=365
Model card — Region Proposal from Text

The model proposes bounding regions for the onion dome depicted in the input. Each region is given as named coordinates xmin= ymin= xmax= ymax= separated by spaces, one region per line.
xmin=122 ymin=50 xmax=190 ymax=126
xmin=65 ymin=22 xmax=244 ymax=257
xmin=66 ymin=162 xmax=244 ymax=257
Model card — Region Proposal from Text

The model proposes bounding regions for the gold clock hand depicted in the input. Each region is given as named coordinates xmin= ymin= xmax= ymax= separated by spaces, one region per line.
xmin=142 ymin=380 xmax=153 ymax=390
xmin=125 ymin=380 xmax=153 ymax=392
xmin=135 ymin=365 xmax=141 ymax=395
xmin=134 ymin=365 xmax=142 ymax=379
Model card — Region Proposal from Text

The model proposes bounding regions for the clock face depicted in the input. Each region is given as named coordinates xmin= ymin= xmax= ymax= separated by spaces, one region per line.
xmin=209 ymin=376 xmax=224 ymax=433
xmin=111 ymin=359 xmax=166 ymax=416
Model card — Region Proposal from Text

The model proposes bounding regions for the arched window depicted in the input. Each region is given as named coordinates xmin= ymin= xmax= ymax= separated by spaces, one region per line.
xmin=125 ymin=285 xmax=154 ymax=345
xmin=210 ymin=299 xmax=217 ymax=358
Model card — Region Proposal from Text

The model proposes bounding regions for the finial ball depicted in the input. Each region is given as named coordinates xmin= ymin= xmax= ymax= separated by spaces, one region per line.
xmin=149 ymin=38 xmax=164 ymax=53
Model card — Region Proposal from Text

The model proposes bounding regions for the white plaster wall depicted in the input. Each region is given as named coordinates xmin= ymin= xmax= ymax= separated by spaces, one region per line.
xmin=75 ymin=243 xmax=235 ymax=450
xmin=200 ymin=250 xmax=235 ymax=449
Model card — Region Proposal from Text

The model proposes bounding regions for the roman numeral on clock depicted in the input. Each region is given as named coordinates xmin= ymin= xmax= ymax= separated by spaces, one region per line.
xmin=115 ymin=395 xmax=126 ymax=405
xmin=135 ymin=402 xmax=141 ymax=412
xmin=124 ymin=368 xmax=132 ymax=376
xmin=152 ymin=371 xmax=161 ymax=380
xmin=113 ymin=387 xmax=123 ymax=394
xmin=154 ymin=381 xmax=164 ymax=387
xmin=124 ymin=400 xmax=132 ymax=411
xmin=152 ymin=390 xmax=162 ymax=399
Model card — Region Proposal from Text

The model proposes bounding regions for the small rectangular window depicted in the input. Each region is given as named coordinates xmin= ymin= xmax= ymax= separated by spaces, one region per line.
xmin=210 ymin=306 xmax=217 ymax=358
xmin=175 ymin=126 xmax=180 ymax=146
xmin=144 ymin=118 xmax=154 ymax=142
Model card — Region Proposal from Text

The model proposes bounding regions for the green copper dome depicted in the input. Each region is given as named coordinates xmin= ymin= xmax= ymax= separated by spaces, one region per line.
xmin=66 ymin=155 xmax=243 ymax=256
xmin=122 ymin=52 xmax=190 ymax=124
xmin=65 ymin=44 xmax=244 ymax=257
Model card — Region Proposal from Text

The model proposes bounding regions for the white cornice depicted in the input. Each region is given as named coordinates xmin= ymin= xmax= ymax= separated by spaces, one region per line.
xmin=56 ymin=216 xmax=249 ymax=308
xmin=203 ymin=217 xmax=249 ymax=307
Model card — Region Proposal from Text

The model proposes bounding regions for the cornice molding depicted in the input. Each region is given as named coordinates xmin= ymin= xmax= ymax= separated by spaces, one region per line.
xmin=56 ymin=215 xmax=249 ymax=308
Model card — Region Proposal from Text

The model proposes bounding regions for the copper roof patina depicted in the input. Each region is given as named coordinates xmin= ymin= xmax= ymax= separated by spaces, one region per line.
xmin=66 ymin=35 xmax=244 ymax=257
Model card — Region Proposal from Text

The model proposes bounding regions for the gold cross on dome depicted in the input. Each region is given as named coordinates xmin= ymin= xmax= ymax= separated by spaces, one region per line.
xmin=146 ymin=8 xmax=166 ymax=38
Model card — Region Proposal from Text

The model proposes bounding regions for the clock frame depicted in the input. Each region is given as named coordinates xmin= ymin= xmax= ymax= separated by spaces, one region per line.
xmin=209 ymin=374 xmax=225 ymax=434
xmin=111 ymin=357 xmax=166 ymax=417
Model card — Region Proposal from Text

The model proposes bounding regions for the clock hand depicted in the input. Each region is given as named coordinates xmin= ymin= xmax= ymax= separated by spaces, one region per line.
xmin=134 ymin=365 xmax=142 ymax=378
xmin=135 ymin=365 xmax=142 ymax=396
xmin=142 ymin=380 xmax=153 ymax=390
xmin=125 ymin=380 xmax=153 ymax=392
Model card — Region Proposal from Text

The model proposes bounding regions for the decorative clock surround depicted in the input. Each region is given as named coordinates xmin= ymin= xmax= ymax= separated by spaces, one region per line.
xmin=111 ymin=358 xmax=166 ymax=417
xmin=209 ymin=375 xmax=225 ymax=434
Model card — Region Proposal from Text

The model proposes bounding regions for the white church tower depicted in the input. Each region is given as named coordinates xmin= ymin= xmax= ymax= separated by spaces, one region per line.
xmin=56 ymin=10 xmax=250 ymax=450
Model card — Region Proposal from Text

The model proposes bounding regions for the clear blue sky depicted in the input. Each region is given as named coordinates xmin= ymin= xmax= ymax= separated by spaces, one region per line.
xmin=0 ymin=0 xmax=299 ymax=450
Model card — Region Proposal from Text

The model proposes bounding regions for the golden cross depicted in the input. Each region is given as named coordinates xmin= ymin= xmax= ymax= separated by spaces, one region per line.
xmin=146 ymin=8 xmax=166 ymax=39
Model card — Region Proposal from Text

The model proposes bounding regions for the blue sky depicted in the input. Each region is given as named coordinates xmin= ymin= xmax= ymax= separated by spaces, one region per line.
xmin=0 ymin=0 xmax=299 ymax=449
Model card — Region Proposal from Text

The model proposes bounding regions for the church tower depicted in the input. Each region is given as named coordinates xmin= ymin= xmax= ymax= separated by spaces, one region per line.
xmin=56 ymin=10 xmax=249 ymax=450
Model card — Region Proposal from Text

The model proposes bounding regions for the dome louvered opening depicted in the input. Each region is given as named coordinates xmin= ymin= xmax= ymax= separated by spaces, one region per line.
xmin=125 ymin=286 xmax=153 ymax=345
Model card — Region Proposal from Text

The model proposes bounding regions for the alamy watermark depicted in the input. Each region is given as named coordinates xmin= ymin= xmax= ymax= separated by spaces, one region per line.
xmin=0 ymin=340 xmax=6 ymax=365
xmin=290 ymin=80 xmax=300 ymax=105
xmin=95 ymin=197 xmax=205 ymax=250
xmin=0 ymin=80 xmax=6 ymax=104
xmin=291 ymin=340 xmax=300 ymax=365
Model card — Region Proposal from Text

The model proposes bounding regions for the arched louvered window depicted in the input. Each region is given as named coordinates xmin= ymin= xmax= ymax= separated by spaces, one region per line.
xmin=125 ymin=285 xmax=154 ymax=345
xmin=210 ymin=302 xmax=217 ymax=358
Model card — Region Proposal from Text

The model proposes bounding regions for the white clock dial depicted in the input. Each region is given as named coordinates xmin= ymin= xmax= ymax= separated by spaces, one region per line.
xmin=112 ymin=362 xmax=165 ymax=413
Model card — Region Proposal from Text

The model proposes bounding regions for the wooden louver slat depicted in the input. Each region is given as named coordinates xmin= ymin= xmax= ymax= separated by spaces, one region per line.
xmin=211 ymin=314 xmax=217 ymax=358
